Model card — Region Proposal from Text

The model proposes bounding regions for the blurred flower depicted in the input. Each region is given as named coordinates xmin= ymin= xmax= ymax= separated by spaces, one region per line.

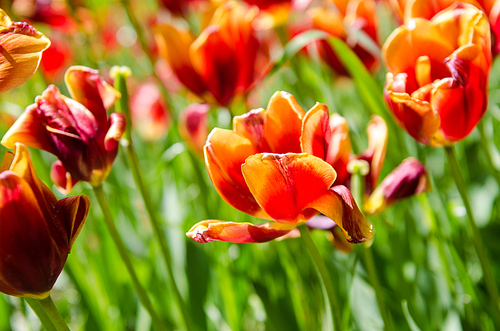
xmin=400 ymin=0 xmax=500 ymax=57
xmin=291 ymin=0 xmax=380 ymax=74
xmin=159 ymin=0 xmax=209 ymax=17
xmin=130 ymin=81 xmax=170 ymax=141
xmin=364 ymin=157 xmax=431 ymax=214
xmin=301 ymin=106 xmax=430 ymax=213
xmin=179 ymin=103 xmax=210 ymax=157
xmin=0 ymin=9 xmax=51 ymax=94
xmin=0 ymin=143 xmax=90 ymax=299
xmin=383 ymin=3 xmax=491 ymax=146
xmin=187 ymin=91 xmax=372 ymax=244
xmin=11 ymin=0 xmax=78 ymax=33
xmin=40 ymin=35 xmax=73 ymax=82
xmin=154 ymin=1 xmax=273 ymax=106
xmin=242 ymin=0 xmax=312 ymax=28
xmin=1 ymin=66 xmax=125 ymax=193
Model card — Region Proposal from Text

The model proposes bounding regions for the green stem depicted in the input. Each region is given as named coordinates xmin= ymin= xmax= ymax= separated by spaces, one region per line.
xmin=36 ymin=296 xmax=70 ymax=331
xmin=92 ymin=185 xmax=167 ymax=331
xmin=113 ymin=71 xmax=194 ymax=331
xmin=298 ymin=225 xmax=342 ymax=331
xmin=350 ymin=165 xmax=392 ymax=331
xmin=25 ymin=297 xmax=57 ymax=331
xmin=477 ymin=120 xmax=500 ymax=216
xmin=444 ymin=145 xmax=500 ymax=326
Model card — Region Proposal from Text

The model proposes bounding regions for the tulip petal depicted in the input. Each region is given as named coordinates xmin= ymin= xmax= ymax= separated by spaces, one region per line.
xmin=0 ymin=171 xmax=64 ymax=298
xmin=264 ymin=91 xmax=306 ymax=153
xmin=105 ymin=113 xmax=126 ymax=151
xmin=64 ymin=66 xmax=120 ymax=126
xmin=233 ymin=108 xmax=272 ymax=153
xmin=186 ymin=220 xmax=294 ymax=243
xmin=50 ymin=160 xmax=78 ymax=195
xmin=56 ymin=195 xmax=90 ymax=249
xmin=307 ymin=185 xmax=373 ymax=243
xmin=0 ymin=10 xmax=51 ymax=94
xmin=242 ymin=153 xmax=336 ymax=223
xmin=364 ymin=158 xmax=430 ymax=214
xmin=204 ymin=128 xmax=269 ymax=219
xmin=179 ymin=103 xmax=210 ymax=157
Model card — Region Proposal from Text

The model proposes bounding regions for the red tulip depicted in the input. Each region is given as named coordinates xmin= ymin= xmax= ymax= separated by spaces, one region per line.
xmin=383 ymin=3 xmax=491 ymax=146
xmin=1 ymin=66 xmax=125 ymax=193
xmin=178 ymin=103 xmax=210 ymax=157
xmin=0 ymin=143 xmax=89 ymax=298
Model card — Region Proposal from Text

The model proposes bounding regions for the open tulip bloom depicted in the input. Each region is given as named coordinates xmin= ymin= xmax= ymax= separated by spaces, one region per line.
xmin=0 ymin=143 xmax=89 ymax=299
xmin=0 ymin=8 xmax=50 ymax=94
xmin=383 ymin=3 xmax=491 ymax=146
xmin=1 ymin=66 xmax=126 ymax=194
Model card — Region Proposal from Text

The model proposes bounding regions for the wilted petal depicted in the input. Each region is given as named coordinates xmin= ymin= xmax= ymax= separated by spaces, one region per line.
xmin=264 ymin=91 xmax=305 ymax=153
xmin=242 ymin=153 xmax=336 ymax=223
xmin=204 ymin=128 xmax=269 ymax=219
xmin=364 ymin=157 xmax=431 ymax=214
xmin=186 ymin=220 xmax=294 ymax=243
xmin=307 ymin=185 xmax=373 ymax=243
xmin=0 ymin=9 xmax=51 ymax=94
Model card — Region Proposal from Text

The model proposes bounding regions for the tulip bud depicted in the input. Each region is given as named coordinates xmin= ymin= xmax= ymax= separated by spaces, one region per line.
xmin=0 ymin=143 xmax=90 ymax=298
xmin=179 ymin=103 xmax=210 ymax=157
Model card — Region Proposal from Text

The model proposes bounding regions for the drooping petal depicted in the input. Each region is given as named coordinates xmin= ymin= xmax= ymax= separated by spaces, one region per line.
xmin=204 ymin=128 xmax=269 ymax=219
xmin=50 ymin=160 xmax=78 ymax=195
xmin=307 ymin=185 xmax=373 ymax=243
xmin=264 ymin=91 xmax=306 ymax=153
xmin=0 ymin=171 xmax=64 ymax=299
xmin=56 ymin=195 xmax=90 ymax=249
xmin=186 ymin=220 xmax=295 ymax=243
xmin=242 ymin=153 xmax=336 ymax=223
xmin=64 ymin=66 xmax=121 ymax=126
xmin=364 ymin=158 xmax=431 ymax=214
xmin=0 ymin=9 xmax=51 ymax=94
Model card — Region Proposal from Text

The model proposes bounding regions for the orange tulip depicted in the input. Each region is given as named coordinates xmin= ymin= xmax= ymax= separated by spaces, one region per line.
xmin=187 ymin=91 xmax=372 ymax=244
xmin=292 ymin=0 xmax=380 ymax=74
xmin=154 ymin=1 xmax=272 ymax=106
xmin=383 ymin=3 xmax=491 ymax=146
xmin=0 ymin=9 xmax=50 ymax=94
xmin=1 ymin=66 xmax=125 ymax=193
xmin=0 ymin=143 xmax=89 ymax=299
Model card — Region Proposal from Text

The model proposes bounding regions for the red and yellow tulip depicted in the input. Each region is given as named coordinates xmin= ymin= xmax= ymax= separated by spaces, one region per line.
xmin=0 ymin=9 xmax=50 ymax=94
xmin=383 ymin=3 xmax=491 ymax=146
xmin=1 ymin=66 xmax=126 ymax=193
xmin=187 ymin=91 xmax=373 ymax=244
xmin=0 ymin=143 xmax=89 ymax=299
xmin=154 ymin=1 xmax=273 ymax=107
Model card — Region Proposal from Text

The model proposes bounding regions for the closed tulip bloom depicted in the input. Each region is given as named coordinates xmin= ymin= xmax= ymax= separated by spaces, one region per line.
xmin=1 ymin=66 xmax=126 ymax=193
xmin=0 ymin=143 xmax=90 ymax=299
xmin=155 ymin=1 xmax=272 ymax=106
xmin=0 ymin=9 xmax=50 ymax=94
xmin=178 ymin=103 xmax=210 ymax=157
xmin=187 ymin=91 xmax=372 ymax=244
xmin=383 ymin=3 xmax=491 ymax=146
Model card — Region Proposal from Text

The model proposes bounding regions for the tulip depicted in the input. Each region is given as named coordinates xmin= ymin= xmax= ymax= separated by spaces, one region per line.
xmin=291 ymin=0 xmax=380 ymax=74
xmin=0 ymin=143 xmax=90 ymax=299
xmin=301 ymin=104 xmax=430 ymax=213
xmin=154 ymin=1 xmax=272 ymax=106
xmin=10 ymin=0 xmax=78 ymax=33
xmin=40 ymin=36 xmax=73 ymax=82
xmin=187 ymin=91 xmax=372 ymax=244
xmin=0 ymin=8 xmax=50 ymax=94
xmin=159 ymin=0 xmax=208 ymax=17
xmin=1 ymin=66 xmax=126 ymax=193
xmin=130 ymin=81 xmax=170 ymax=141
xmin=383 ymin=3 xmax=491 ymax=146
xmin=178 ymin=103 xmax=210 ymax=157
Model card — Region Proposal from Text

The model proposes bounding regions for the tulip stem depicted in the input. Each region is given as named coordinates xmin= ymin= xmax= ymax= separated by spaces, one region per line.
xmin=113 ymin=70 xmax=195 ymax=331
xmin=477 ymin=120 xmax=500 ymax=215
xmin=444 ymin=145 xmax=500 ymax=325
xmin=350 ymin=167 xmax=392 ymax=331
xmin=298 ymin=224 xmax=342 ymax=331
xmin=36 ymin=295 xmax=70 ymax=331
xmin=92 ymin=185 xmax=167 ymax=331
xmin=25 ymin=297 xmax=57 ymax=331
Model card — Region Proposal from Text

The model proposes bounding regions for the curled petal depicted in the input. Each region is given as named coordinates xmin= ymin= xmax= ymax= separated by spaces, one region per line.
xmin=204 ymin=129 xmax=269 ymax=219
xmin=307 ymin=185 xmax=373 ymax=243
xmin=364 ymin=157 xmax=431 ymax=214
xmin=264 ymin=91 xmax=306 ymax=153
xmin=242 ymin=153 xmax=336 ymax=223
xmin=186 ymin=220 xmax=294 ymax=243
xmin=56 ymin=194 xmax=90 ymax=249
xmin=105 ymin=113 xmax=126 ymax=152
xmin=0 ymin=9 xmax=51 ymax=94
xmin=50 ymin=160 xmax=79 ymax=195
